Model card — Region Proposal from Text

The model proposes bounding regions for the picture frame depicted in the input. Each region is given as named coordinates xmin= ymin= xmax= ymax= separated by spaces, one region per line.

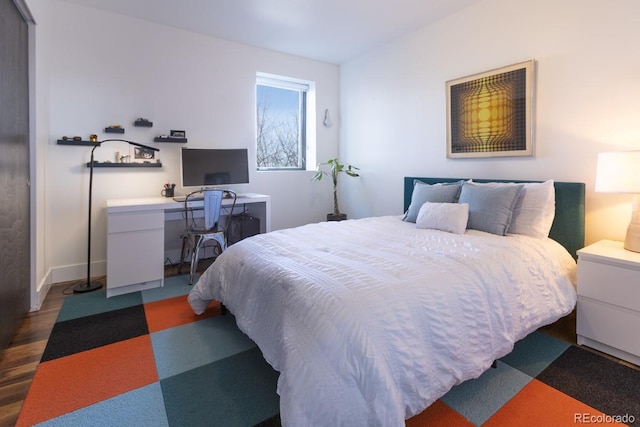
xmin=446 ymin=60 xmax=534 ymax=158
xmin=170 ymin=130 xmax=186 ymax=138
xmin=134 ymin=146 xmax=155 ymax=160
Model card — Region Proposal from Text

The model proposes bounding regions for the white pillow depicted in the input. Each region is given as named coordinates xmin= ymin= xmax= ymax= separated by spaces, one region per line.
xmin=508 ymin=180 xmax=555 ymax=238
xmin=468 ymin=180 xmax=555 ymax=238
xmin=416 ymin=202 xmax=469 ymax=234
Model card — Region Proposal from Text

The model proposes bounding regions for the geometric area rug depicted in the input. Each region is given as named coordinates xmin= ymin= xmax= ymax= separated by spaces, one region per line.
xmin=16 ymin=275 xmax=640 ymax=426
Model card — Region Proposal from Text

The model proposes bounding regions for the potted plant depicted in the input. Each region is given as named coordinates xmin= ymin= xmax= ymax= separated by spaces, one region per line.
xmin=312 ymin=158 xmax=360 ymax=221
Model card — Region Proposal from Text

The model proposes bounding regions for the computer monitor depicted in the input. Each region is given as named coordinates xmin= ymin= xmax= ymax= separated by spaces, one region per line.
xmin=180 ymin=148 xmax=249 ymax=189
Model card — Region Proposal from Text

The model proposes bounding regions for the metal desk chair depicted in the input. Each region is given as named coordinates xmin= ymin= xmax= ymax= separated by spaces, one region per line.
xmin=178 ymin=189 xmax=237 ymax=284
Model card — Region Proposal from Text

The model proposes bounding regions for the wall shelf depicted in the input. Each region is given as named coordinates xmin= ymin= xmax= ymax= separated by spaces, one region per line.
xmin=57 ymin=139 xmax=97 ymax=146
xmin=154 ymin=137 xmax=187 ymax=143
xmin=86 ymin=162 xmax=162 ymax=168
xmin=105 ymin=127 xmax=125 ymax=133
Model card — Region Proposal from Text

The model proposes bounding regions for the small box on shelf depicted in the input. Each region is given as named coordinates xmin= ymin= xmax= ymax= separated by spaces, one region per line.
xmin=105 ymin=126 xmax=125 ymax=134
xmin=134 ymin=118 xmax=153 ymax=127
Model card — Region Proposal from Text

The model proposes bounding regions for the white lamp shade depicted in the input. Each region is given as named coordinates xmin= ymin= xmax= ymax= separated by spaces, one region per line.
xmin=595 ymin=151 xmax=640 ymax=193
xmin=595 ymin=150 xmax=640 ymax=252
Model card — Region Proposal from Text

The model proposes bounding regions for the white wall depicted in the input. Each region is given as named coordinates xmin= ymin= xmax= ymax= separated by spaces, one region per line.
xmin=30 ymin=0 xmax=339 ymax=284
xmin=28 ymin=0 xmax=640 ymax=296
xmin=339 ymin=0 xmax=640 ymax=247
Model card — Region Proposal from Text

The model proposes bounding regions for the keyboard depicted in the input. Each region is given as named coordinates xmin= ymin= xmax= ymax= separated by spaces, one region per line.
xmin=173 ymin=195 xmax=204 ymax=202
xmin=173 ymin=193 xmax=245 ymax=203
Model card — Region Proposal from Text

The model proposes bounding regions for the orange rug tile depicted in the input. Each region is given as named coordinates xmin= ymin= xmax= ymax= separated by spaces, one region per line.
xmin=407 ymin=400 xmax=474 ymax=427
xmin=16 ymin=335 xmax=157 ymax=427
xmin=144 ymin=295 xmax=219 ymax=333
xmin=484 ymin=379 xmax=626 ymax=427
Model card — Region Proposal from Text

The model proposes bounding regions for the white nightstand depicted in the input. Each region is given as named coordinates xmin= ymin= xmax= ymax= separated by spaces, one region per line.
xmin=576 ymin=240 xmax=640 ymax=366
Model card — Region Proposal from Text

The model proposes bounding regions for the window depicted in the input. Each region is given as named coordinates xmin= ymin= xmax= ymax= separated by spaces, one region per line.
xmin=256 ymin=73 xmax=315 ymax=170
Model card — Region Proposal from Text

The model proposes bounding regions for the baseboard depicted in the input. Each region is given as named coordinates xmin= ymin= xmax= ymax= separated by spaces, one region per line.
xmin=164 ymin=247 xmax=219 ymax=268
xmin=50 ymin=260 xmax=106 ymax=284
xmin=31 ymin=269 xmax=53 ymax=312
xmin=164 ymin=249 xmax=183 ymax=267
xmin=46 ymin=251 xmax=213 ymax=297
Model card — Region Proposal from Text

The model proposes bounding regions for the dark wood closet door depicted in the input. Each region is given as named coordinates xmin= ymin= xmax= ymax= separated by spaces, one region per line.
xmin=0 ymin=0 xmax=31 ymax=351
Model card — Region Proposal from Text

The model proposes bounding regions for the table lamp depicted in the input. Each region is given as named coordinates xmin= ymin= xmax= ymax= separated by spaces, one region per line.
xmin=595 ymin=150 xmax=640 ymax=252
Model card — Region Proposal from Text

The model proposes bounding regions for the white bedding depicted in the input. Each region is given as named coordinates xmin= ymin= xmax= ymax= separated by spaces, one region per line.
xmin=188 ymin=215 xmax=577 ymax=426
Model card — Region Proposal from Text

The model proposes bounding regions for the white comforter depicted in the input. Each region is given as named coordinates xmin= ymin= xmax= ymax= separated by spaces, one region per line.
xmin=188 ymin=216 xmax=577 ymax=426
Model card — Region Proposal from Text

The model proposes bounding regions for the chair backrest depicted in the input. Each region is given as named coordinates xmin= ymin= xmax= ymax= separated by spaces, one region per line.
xmin=183 ymin=188 xmax=237 ymax=233
xmin=220 ymin=190 xmax=237 ymax=233
xmin=203 ymin=189 xmax=224 ymax=231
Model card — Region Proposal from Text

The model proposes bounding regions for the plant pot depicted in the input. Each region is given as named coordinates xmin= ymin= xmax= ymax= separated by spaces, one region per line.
xmin=327 ymin=213 xmax=347 ymax=221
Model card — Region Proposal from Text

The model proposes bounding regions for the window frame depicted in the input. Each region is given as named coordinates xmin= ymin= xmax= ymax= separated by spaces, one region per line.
xmin=256 ymin=72 xmax=315 ymax=171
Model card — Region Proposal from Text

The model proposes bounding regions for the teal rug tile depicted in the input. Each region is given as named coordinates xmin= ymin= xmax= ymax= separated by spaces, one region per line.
xmin=161 ymin=347 xmax=279 ymax=427
xmin=151 ymin=314 xmax=256 ymax=379
xmin=500 ymin=331 xmax=571 ymax=377
xmin=56 ymin=288 xmax=142 ymax=322
xmin=141 ymin=275 xmax=193 ymax=303
xmin=34 ymin=382 xmax=169 ymax=427
xmin=441 ymin=360 xmax=533 ymax=426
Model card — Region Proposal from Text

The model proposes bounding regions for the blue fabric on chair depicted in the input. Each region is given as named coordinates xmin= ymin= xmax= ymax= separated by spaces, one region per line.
xmin=203 ymin=190 xmax=224 ymax=231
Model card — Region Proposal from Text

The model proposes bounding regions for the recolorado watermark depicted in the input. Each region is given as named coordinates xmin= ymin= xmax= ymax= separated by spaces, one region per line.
xmin=574 ymin=412 xmax=635 ymax=424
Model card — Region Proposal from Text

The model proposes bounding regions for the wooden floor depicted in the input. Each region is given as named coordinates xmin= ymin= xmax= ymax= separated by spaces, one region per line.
xmin=0 ymin=279 xmax=73 ymax=427
xmin=0 ymin=272 xmax=635 ymax=427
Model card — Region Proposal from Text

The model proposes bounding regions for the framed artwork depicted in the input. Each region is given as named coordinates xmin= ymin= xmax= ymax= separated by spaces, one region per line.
xmin=134 ymin=146 xmax=155 ymax=160
xmin=446 ymin=60 xmax=534 ymax=158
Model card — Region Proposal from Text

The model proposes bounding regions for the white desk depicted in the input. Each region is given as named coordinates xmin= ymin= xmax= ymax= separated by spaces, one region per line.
xmin=105 ymin=193 xmax=271 ymax=297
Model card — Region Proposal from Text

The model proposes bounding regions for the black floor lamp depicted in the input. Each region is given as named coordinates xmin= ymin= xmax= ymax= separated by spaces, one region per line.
xmin=73 ymin=139 xmax=160 ymax=293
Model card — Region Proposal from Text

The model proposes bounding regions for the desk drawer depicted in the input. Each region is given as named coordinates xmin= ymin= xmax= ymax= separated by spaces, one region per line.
xmin=107 ymin=228 xmax=164 ymax=288
xmin=108 ymin=211 xmax=164 ymax=233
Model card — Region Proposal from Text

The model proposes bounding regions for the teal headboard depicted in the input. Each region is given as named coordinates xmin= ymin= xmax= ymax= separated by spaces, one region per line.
xmin=403 ymin=177 xmax=585 ymax=259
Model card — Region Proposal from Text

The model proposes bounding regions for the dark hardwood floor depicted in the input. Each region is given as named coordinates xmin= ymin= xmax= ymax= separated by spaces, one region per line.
xmin=0 ymin=279 xmax=71 ymax=427
xmin=0 ymin=271 xmax=635 ymax=427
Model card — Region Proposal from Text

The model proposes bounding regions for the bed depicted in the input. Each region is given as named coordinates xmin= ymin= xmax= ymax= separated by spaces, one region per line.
xmin=188 ymin=177 xmax=585 ymax=426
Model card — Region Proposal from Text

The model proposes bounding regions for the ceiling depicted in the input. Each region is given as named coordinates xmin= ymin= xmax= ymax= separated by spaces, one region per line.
xmin=59 ymin=0 xmax=481 ymax=64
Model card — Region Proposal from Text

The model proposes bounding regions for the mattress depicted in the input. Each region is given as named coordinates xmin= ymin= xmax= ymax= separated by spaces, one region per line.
xmin=188 ymin=215 xmax=577 ymax=426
